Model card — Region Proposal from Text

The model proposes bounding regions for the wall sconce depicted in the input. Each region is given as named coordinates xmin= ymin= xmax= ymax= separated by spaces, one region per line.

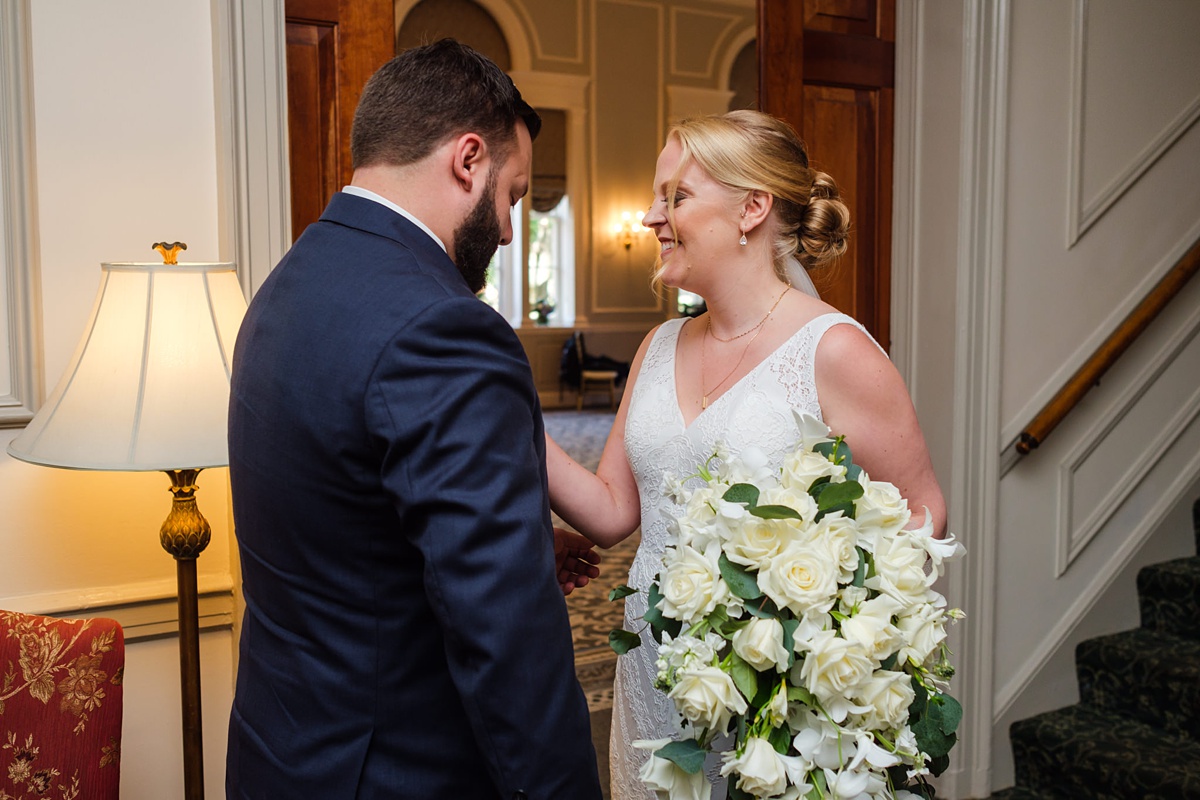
xmin=613 ymin=211 xmax=640 ymax=250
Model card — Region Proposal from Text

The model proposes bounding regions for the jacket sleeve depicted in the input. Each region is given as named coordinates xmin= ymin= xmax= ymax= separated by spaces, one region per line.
xmin=365 ymin=295 xmax=602 ymax=800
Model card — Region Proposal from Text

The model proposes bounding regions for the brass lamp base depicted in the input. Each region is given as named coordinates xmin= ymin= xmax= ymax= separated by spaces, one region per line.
xmin=161 ymin=468 xmax=210 ymax=800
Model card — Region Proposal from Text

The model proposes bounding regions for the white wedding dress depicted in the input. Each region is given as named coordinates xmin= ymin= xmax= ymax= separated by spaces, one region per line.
xmin=611 ymin=311 xmax=875 ymax=799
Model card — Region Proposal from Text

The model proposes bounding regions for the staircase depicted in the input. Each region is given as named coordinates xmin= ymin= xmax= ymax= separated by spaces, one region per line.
xmin=991 ymin=498 xmax=1200 ymax=799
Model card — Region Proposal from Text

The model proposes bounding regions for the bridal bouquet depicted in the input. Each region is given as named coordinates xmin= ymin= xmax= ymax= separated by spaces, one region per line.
xmin=609 ymin=413 xmax=965 ymax=800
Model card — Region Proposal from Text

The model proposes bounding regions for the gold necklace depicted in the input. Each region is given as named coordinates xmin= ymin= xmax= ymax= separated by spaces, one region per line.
xmin=707 ymin=285 xmax=790 ymax=343
xmin=699 ymin=286 xmax=791 ymax=409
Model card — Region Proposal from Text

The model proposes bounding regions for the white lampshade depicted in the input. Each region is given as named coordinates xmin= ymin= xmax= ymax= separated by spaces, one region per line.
xmin=7 ymin=261 xmax=247 ymax=471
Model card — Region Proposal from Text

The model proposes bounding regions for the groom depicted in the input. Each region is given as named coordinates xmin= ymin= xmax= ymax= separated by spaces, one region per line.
xmin=226 ymin=40 xmax=602 ymax=799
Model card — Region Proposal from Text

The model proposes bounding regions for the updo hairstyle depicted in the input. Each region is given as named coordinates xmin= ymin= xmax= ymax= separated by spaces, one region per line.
xmin=666 ymin=110 xmax=850 ymax=281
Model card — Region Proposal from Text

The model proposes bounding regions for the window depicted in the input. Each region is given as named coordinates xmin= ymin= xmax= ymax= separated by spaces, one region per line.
xmin=481 ymin=196 xmax=575 ymax=328
xmin=481 ymin=106 xmax=574 ymax=328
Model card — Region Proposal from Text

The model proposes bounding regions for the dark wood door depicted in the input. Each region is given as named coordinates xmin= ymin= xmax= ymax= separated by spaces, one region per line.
xmin=285 ymin=0 xmax=394 ymax=240
xmin=758 ymin=0 xmax=895 ymax=351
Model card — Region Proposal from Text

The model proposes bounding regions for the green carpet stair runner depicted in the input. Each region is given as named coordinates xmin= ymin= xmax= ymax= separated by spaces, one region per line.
xmin=991 ymin=498 xmax=1200 ymax=799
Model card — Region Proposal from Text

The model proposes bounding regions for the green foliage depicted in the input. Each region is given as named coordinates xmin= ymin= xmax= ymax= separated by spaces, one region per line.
xmin=643 ymin=582 xmax=681 ymax=643
xmin=730 ymin=652 xmax=759 ymax=702
xmin=813 ymin=479 xmax=864 ymax=522
xmin=608 ymin=629 xmax=641 ymax=655
xmin=719 ymin=554 xmax=764 ymax=600
xmin=608 ymin=584 xmax=637 ymax=601
xmin=655 ymin=738 xmax=707 ymax=774
xmin=723 ymin=483 xmax=761 ymax=506
xmin=750 ymin=504 xmax=803 ymax=520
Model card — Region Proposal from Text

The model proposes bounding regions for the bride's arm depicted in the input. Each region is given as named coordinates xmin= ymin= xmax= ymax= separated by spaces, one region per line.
xmin=814 ymin=324 xmax=948 ymax=539
xmin=545 ymin=331 xmax=654 ymax=549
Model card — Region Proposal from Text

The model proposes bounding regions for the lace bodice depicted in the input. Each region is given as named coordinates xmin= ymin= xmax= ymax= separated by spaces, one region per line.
xmin=610 ymin=312 xmax=872 ymax=799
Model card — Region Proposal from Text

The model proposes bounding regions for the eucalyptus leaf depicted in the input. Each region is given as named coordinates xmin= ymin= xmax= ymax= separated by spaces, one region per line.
xmin=608 ymin=584 xmax=637 ymax=601
xmin=723 ymin=483 xmax=760 ymax=507
xmin=719 ymin=554 xmax=764 ymax=600
xmin=768 ymin=721 xmax=792 ymax=754
xmin=815 ymin=502 xmax=856 ymax=522
xmin=911 ymin=713 xmax=955 ymax=759
xmin=781 ymin=618 xmax=799 ymax=667
xmin=933 ymin=693 xmax=963 ymax=735
xmin=787 ymin=684 xmax=817 ymax=707
xmin=926 ymin=690 xmax=964 ymax=734
xmin=730 ymin=652 xmax=759 ymax=701
xmin=846 ymin=463 xmax=863 ymax=482
xmin=750 ymin=504 xmax=803 ymax=520
xmin=851 ymin=548 xmax=869 ymax=587
xmin=929 ymin=752 xmax=952 ymax=778
xmin=608 ymin=629 xmax=641 ymax=655
xmin=644 ymin=583 xmax=681 ymax=644
xmin=817 ymin=480 xmax=864 ymax=509
xmin=655 ymin=739 xmax=707 ymax=774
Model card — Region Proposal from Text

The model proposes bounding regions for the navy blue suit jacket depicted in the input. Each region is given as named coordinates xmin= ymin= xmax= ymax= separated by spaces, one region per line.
xmin=226 ymin=192 xmax=601 ymax=799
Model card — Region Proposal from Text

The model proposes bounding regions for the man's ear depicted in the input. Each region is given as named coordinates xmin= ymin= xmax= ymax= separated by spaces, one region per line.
xmin=741 ymin=189 xmax=774 ymax=233
xmin=451 ymin=133 xmax=487 ymax=193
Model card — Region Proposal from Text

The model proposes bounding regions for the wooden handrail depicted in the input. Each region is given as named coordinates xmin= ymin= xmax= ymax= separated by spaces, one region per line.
xmin=1017 ymin=236 xmax=1200 ymax=455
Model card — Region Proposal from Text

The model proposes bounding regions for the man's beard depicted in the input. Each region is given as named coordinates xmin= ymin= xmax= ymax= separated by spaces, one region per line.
xmin=452 ymin=171 xmax=502 ymax=294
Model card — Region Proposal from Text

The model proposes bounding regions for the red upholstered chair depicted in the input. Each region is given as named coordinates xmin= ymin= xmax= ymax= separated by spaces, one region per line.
xmin=0 ymin=610 xmax=123 ymax=799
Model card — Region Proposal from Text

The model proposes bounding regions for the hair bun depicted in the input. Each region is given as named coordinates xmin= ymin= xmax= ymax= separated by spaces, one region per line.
xmin=798 ymin=171 xmax=850 ymax=268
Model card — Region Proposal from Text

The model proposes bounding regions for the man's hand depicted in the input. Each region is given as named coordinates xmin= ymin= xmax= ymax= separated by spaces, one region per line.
xmin=554 ymin=527 xmax=602 ymax=596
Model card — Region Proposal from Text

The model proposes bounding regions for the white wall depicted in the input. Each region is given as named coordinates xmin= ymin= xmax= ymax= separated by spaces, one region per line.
xmin=902 ymin=1 xmax=1200 ymax=795
xmin=1 ymin=2 xmax=236 ymax=797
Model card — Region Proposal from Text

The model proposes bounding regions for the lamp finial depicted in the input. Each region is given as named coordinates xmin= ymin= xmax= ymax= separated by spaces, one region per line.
xmin=153 ymin=241 xmax=188 ymax=265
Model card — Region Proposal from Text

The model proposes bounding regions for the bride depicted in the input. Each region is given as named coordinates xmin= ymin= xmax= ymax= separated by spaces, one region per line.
xmin=546 ymin=109 xmax=947 ymax=799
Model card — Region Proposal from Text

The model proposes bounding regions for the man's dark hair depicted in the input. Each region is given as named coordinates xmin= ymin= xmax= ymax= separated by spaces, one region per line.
xmin=351 ymin=39 xmax=541 ymax=170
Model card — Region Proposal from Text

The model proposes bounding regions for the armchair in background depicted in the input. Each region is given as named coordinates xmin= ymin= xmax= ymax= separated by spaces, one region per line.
xmin=558 ymin=331 xmax=630 ymax=411
xmin=1 ymin=610 xmax=124 ymax=799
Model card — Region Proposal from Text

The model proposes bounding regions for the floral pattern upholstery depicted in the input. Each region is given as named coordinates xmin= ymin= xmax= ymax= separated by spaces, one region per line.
xmin=0 ymin=611 xmax=123 ymax=800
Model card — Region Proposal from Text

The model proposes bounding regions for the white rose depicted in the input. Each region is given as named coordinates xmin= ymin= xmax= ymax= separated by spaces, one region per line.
xmin=839 ymin=594 xmax=904 ymax=662
xmin=719 ymin=737 xmax=788 ymax=797
xmin=732 ymin=617 xmax=790 ymax=673
xmin=759 ymin=540 xmax=840 ymax=617
xmin=865 ymin=532 xmax=935 ymax=608
xmin=781 ymin=447 xmax=845 ymax=492
xmin=659 ymin=542 xmax=728 ymax=621
xmin=896 ymin=604 xmax=949 ymax=668
xmin=763 ymin=484 xmax=820 ymax=527
xmin=855 ymin=477 xmax=911 ymax=537
xmin=722 ymin=516 xmax=792 ymax=571
xmin=634 ymin=739 xmax=712 ymax=800
xmin=813 ymin=513 xmax=860 ymax=580
xmin=797 ymin=630 xmax=875 ymax=721
xmin=850 ymin=670 xmax=915 ymax=732
xmin=668 ymin=664 xmax=748 ymax=734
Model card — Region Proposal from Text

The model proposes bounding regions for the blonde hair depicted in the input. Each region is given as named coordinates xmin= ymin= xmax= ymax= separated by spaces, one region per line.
xmin=661 ymin=110 xmax=849 ymax=285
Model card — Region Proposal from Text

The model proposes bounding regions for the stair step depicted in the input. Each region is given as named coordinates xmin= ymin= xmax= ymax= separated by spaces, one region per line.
xmin=988 ymin=787 xmax=1064 ymax=800
xmin=1138 ymin=555 xmax=1200 ymax=639
xmin=1076 ymin=627 xmax=1200 ymax=741
xmin=1010 ymin=703 xmax=1200 ymax=799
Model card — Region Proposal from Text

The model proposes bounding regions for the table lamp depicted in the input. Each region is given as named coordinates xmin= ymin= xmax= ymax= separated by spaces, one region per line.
xmin=7 ymin=242 xmax=247 ymax=800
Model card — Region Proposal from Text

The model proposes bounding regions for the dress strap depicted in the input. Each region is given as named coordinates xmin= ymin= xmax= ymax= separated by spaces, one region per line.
xmin=798 ymin=312 xmax=887 ymax=370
